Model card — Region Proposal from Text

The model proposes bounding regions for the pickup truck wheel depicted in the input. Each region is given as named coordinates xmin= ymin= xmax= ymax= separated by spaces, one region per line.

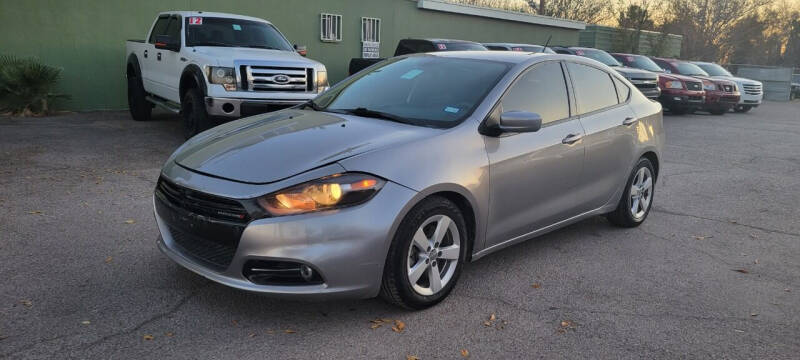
xmin=181 ymin=88 xmax=211 ymax=139
xmin=734 ymin=105 xmax=751 ymax=113
xmin=127 ymin=75 xmax=151 ymax=121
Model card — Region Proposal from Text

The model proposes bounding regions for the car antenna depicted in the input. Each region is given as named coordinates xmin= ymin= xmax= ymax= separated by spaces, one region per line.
xmin=541 ymin=35 xmax=552 ymax=53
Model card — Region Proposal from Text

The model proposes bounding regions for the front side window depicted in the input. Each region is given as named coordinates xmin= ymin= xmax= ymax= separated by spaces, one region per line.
xmin=499 ymin=61 xmax=570 ymax=125
xmin=148 ymin=16 xmax=170 ymax=43
xmin=185 ymin=17 xmax=294 ymax=50
xmin=165 ymin=16 xmax=181 ymax=40
xmin=315 ymin=56 xmax=510 ymax=128
xmin=567 ymin=62 xmax=619 ymax=114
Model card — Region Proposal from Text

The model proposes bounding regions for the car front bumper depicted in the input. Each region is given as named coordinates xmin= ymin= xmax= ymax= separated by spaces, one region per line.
xmin=155 ymin=178 xmax=417 ymax=299
xmin=703 ymin=91 xmax=740 ymax=111
xmin=658 ymin=89 xmax=705 ymax=110
xmin=205 ymin=97 xmax=308 ymax=118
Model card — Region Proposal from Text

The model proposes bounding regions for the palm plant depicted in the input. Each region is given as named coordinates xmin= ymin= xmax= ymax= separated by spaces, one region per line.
xmin=0 ymin=55 xmax=68 ymax=116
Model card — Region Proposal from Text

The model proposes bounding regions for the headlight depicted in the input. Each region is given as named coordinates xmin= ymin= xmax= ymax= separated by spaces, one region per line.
xmin=257 ymin=173 xmax=385 ymax=216
xmin=664 ymin=80 xmax=683 ymax=89
xmin=316 ymin=70 xmax=329 ymax=93
xmin=207 ymin=66 xmax=237 ymax=91
xmin=702 ymin=81 xmax=716 ymax=91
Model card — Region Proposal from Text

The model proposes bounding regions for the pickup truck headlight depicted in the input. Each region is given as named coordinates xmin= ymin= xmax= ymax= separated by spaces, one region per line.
xmin=257 ymin=173 xmax=385 ymax=216
xmin=316 ymin=70 xmax=329 ymax=93
xmin=663 ymin=80 xmax=683 ymax=89
xmin=207 ymin=66 xmax=237 ymax=91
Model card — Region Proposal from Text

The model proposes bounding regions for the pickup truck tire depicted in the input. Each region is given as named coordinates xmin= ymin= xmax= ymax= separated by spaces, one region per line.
xmin=181 ymin=87 xmax=211 ymax=139
xmin=127 ymin=74 xmax=151 ymax=121
xmin=734 ymin=105 xmax=751 ymax=113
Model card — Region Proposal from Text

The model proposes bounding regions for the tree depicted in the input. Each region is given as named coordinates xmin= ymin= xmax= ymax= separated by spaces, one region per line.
xmin=616 ymin=4 xmax=656 ymax=53
xmin=537 ymin=0 xmax=614 ymax=23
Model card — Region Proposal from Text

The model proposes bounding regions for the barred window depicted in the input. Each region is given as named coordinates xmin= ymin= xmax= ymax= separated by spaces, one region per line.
xmin=320 ymin=13 xmax=342 ymax=42
xmin=361 ymin=17 xmax=380 ymax=42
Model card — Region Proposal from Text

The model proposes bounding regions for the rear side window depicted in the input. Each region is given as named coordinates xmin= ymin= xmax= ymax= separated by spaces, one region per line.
xmin=148 ymin=17 xmax=170 ymax=43
xmin=486 ymin=45 xmax=508 ymax=51
xmin=613 ymin=77 xmax=630 ymax=103
xmin=566 ymin=62 xmax=619 ymax=114
xmin=500 ymin=61 xmax=570 ymax=125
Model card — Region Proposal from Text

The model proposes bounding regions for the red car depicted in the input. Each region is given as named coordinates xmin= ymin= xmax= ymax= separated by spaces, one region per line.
xmin=612 ymin=53 xmax=705 ymax=115
xmin=650 ymin=57 xmax=740 ymax=115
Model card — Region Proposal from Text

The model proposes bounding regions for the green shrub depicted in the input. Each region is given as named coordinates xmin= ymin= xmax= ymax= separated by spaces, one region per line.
xmin=0 ymin=55 xmax=68 ymax=116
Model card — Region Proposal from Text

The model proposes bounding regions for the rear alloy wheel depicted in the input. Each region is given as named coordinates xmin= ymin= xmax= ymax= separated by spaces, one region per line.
xmin=380 ymin=197 xmax=468 ymax=309
xmin=607 ymin=158 xmax=655 ymax=227
xmin=734 ymin=105 xmax=752 ymax=113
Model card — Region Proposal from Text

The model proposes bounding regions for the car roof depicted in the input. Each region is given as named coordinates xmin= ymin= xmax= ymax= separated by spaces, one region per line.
xmin=413 ymin=38 xmax=481 ymax=44
xmin=414 ymin=51 xmax=602 ymax=67
xmin=483 ymin=43 xmax=544 ymax=47
xmin=158 ymin=11 xmax=272 ymax=25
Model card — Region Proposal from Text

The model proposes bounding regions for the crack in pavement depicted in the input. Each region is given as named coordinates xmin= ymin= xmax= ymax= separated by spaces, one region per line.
xmin=651 ymin=208 xmax=800 ymax=238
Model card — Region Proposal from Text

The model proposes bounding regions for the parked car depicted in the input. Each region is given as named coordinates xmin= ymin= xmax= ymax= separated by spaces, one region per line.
xmin=692 ymin=62 xmax=763 ymax=112
xmin=348 ymin=38 xmax=487 ymax=75
xmin=552 ymin=47 xmax=660 ymax=100
xmin=154 ymin=52 xmax=663 ymax=309
xmin=126 ymin=11 xmax=328 ymax=138
xmin=650 ymin=57 xmax=740 ymax=115
xmin=483 ymin=42 xmax=556 ymax=53
xmin=612 ymin=53 xmax=706 ymax=114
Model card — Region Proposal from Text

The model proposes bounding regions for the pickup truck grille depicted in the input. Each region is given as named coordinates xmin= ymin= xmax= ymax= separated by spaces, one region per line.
xmin=241 ymin=65 xmax=313 ymax=92
xmin=629 ymin=78 xmax=658 ymax=89
xmin=742 ymin=83 xmax=762 ymax=95
xmin=686 ymin=81 xmax=702 ymax=91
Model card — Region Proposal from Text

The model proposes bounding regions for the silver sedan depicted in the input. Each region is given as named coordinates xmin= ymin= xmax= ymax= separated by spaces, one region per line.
xmin=154 ymin=51 xmax=663 ymax=309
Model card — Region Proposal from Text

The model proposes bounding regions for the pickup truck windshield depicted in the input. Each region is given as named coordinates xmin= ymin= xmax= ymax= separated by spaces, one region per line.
xmin=315 ymin=56 xmax=509 ymax=128
xmin=696 ymin=63 xmax=733 ymax=77
xmin=578 ymin=49 xmax=622 ymax=67
xmin=438 ymin=42 xmax=489 ymax=51
xmin=676 ymin=62 xmax=710 ymax=76
xmin=626 ymin=55 xmax=663 ymax=72
xmin=185 ymin=17 xmax=294 ymax=50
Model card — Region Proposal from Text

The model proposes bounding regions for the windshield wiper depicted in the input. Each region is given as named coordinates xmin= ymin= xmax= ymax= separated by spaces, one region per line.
xmin=192 ymin=41 xmax=236 ymax=47
xmin=332 ymin=107 xmax=412 ymax=124
xmin=246 ymin=45 xmax=280 ymax=50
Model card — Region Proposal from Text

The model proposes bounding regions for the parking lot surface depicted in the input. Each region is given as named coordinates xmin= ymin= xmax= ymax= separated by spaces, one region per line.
xmin=1 ymin=103 xmax=799 ymax=359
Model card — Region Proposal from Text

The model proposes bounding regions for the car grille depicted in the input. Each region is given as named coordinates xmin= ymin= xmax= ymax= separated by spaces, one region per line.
xmin=241 ymin=65 xmax=314 ymax=92
xmin=630 ymin=78 xmax=659 ymax=89
xmin=686 ymin=81 xmax=702 ymax=91
xmin=742 ymin=83 xmax=762 ymax=95
xmin=157 ymin=178 xmax=249 ymax=223
xmin=167 ymin=224 xmax=239 ymax=271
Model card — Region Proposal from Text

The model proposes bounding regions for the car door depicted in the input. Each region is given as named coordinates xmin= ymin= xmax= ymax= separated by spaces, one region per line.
xmin=141 ymin=15 xmax=171 ymax=91
xmin=150 ymin=15 xmax=182 ymax=102
xmin=565 ymin=62 xmax=639 ymax=212
xmin=483 ymin=61 xmax=586 ymax=247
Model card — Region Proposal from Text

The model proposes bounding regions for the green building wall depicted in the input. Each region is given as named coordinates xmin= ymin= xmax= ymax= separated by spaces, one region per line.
xmin=579 ymin=25 xmax=682 ymax=58
xmin=0 ymin=0 xmax=579 ymax=111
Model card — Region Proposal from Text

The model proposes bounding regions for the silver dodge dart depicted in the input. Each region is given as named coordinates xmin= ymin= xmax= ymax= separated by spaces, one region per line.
xmin=155 ymin=51 xmax=664 ymax=309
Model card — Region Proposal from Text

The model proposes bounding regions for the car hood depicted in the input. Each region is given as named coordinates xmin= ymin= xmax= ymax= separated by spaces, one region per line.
xmin=173 ymin=110 xmax=438 ymax=184
xmin=657 ymin=72 xmax=703 ymax=83
xmin=612 ymin=66 xmax=658 ymax=80
xmin=712 ymin=75 xmax=762 ymax=86
xmin=193 ymin=46 xmax=322 ymax=67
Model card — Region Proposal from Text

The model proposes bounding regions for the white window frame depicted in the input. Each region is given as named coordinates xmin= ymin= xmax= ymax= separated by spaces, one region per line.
xmin=361 ymin=17 xmax=381 ymax=43
xmin=320 ymin=13 xmax=342 ymax=42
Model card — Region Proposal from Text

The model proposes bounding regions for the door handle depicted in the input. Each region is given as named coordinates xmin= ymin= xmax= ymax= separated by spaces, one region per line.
xmin=143 ymin=50 xmax=148 ymax=58
xmin=562 ymin=133 xmax=583 ymax=145
xmin=157 ymin=52 xmax=162 ymax=61
xmin=622 ymin=117 xmax=638 ymax=126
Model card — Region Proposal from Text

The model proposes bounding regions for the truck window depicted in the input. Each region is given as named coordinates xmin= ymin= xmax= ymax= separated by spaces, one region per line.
xmin=165 ymin=15 xmax=181 ymax=40
xmin=185 ymin=17 xmax=293 ymax=51
xmin=148 ymin=16 xmax=171 ymax=44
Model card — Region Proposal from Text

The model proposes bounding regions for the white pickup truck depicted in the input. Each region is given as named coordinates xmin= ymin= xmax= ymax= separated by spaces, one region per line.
xmin=125 ymin=11 xmax=328 ymax=137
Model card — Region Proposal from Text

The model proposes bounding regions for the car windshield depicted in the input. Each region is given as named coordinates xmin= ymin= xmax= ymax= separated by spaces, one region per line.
xmin=624 ymin=55 xmax=664 ymax=72
xmin=676 ymin=62 xmax=710 ymax=76
xmin=185 ymin=17 xmax=294 ymax=51
xmin=577 ymin=49 xmax=622 ymax=67
xmin=314 ymin=56 xmax=509 ymax=128
xmin=696 ymin=63 xmax=732 ymax=77
xmin=438 ymin=42 xmax=488 ymax=51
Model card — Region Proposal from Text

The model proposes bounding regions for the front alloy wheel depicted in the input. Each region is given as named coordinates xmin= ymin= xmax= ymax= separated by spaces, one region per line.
xmin=406 ymin=214 xmax=461 ymax=296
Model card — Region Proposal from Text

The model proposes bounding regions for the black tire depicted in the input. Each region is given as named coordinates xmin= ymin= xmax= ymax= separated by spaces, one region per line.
xmin=734 ymin=105 xmax=751 ymax=113
xmin=181 ymin=87 xmax=211 ymax=139
xmin=710 ymin=108 xmax=726 ymax=115
xmin=670 ymin=107 xmax=687 ymax=115
xmin=127 ymin=74 xmax=151 ymax=121
xmin=380 ymin=196 xmax=469 ymax=310
xmin=606 ymin=158 xmax=656 ymax=228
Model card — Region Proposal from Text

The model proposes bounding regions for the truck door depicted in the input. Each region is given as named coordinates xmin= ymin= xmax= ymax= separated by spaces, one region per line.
xmin=142 ymin=15 xmax=171 ymax=93
xmin=150 ymin=15 xmax=182 ymax=102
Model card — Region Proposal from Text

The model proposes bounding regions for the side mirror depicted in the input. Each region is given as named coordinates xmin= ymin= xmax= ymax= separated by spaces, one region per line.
xmin=294 ymin=44 xmax=307 ymax=57
xmin=155 ymin=35 xmax=180 ymax=51
xmin=498 ymin=111 xmax=542 ymax=133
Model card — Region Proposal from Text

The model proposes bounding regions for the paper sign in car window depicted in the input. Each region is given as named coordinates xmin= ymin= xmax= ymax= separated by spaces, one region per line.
xmin=400 ymin=69 xmax=423 ymax=80
xmin=436 ymin=43 xmax=447 ymax=50
xmin=444 ymin=106 xmax=460 ymax=114
xmin=189 ymin=17 xmax=203 ymax=25
xmin=232 ymin=24 xmax=242 ymax=31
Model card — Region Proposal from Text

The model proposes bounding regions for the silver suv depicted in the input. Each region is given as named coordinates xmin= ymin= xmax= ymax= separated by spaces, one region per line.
xmin=154 ymin=52 xmax=664 ymax=309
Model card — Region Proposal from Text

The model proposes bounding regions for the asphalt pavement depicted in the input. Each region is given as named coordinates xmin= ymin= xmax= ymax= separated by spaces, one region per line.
xmin=1 ymin=103 xmax=799 ymax=359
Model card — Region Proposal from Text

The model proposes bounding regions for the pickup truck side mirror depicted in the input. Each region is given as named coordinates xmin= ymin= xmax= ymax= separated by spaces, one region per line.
xmin=294 ymin=44 xmax=307 ymax=57
xmin=499 ymin=111 xmax=542 ymax=133
xmin=155 ymin=35 xmax=180 ymax=52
